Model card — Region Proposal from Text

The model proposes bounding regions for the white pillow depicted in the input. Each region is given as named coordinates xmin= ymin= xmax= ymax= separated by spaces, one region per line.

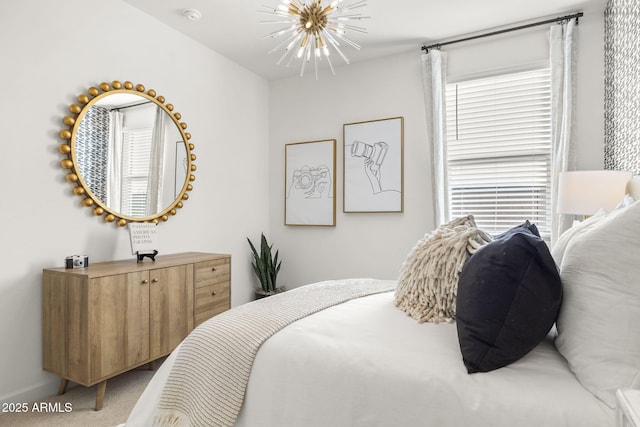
xmin=551 ymin=208 xmax=606 ymax=269
xmin=555 ymin=200 xmax=640 ymax=408
xmin=616 ymin=194 xmax=636 ymax=209
xmin=553 ymin=194 xmax=636 ymax=269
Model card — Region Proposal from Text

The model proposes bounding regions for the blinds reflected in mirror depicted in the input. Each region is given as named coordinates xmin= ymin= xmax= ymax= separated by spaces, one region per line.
xmin=121 ymin=128 xmax=153 ymax=217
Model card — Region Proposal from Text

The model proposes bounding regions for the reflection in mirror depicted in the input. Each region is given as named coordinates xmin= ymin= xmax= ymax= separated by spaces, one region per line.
xmin=75 ymin=94 xmax=187 ymax=218
xmin=58 ymin=80 xmax=195 ymax=226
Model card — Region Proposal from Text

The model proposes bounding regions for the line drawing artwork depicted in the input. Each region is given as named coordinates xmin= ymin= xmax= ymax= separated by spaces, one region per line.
xmin=287 ymin=164 xmax=333 ymax=199
xmin=343 ymin=117 xmax=403 ymax=212
xmin=347 ymin=140 xmax=400 ymax=195
xmin=285 ymin=139 xmax=336 ymax=226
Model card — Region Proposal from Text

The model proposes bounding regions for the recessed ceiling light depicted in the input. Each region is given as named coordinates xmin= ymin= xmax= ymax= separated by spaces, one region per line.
xmin=182 ymin=8 xmax=202 ymax=21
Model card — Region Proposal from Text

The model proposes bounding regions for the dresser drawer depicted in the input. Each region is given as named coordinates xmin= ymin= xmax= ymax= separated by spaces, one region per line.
xmin=194 ymin=282 xmax=230 ymax=326
xmin=194 ymin=258 xmax=230 ymax=289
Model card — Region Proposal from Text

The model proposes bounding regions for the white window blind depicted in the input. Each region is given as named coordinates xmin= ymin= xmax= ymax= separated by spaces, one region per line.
xmin=445 ymin=68 xmax=552 ymax=238
xmin=121 ymin=127 xmax=152 ymax=217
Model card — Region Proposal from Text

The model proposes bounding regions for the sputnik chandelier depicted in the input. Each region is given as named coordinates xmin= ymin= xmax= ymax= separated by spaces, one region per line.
xmin=260 ymin=0 xmax=369 ymax=79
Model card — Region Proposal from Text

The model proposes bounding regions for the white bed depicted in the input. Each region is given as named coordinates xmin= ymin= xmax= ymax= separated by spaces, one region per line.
xmin=127 ymin=177 xmax=640 ymax=427
xmin=126 ymin=283 xmax=613 ymax=427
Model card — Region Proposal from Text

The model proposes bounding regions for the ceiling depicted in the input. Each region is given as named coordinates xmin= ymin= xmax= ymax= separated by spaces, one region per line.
xmin=123 ymin=0 xmax=607 ymax=81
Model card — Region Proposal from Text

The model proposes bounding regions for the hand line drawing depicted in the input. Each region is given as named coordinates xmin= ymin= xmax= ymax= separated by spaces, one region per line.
xmin=348 ymin=140 xmax=399 ymax=195
xmin=364 ymin=158 xmax=383 ymax=194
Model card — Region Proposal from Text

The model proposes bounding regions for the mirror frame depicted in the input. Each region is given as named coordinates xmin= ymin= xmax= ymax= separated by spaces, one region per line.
xmin=58 ymin=80 xmax=196 ymax=226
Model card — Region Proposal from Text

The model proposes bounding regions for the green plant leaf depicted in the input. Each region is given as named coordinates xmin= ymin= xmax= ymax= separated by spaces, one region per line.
xmin=248 ymin=233 xmax=282 ymax=293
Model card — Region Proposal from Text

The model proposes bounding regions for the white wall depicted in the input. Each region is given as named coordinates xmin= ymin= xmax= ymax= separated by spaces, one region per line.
xmin=0 ymin=0 xmax=269 ymax=404
xmin=268 ymin=7 xmax=605 ymax=290
xmin=269 ymin=55 xmax=432 ymax=289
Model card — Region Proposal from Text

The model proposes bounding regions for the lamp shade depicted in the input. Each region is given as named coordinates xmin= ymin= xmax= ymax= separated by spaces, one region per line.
xmin=557 ymin=170 xmax=632 ymax=215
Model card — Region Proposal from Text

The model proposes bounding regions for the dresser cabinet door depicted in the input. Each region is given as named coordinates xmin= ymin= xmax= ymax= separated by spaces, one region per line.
xmin=149 ymin=264 xmax=194 ymax=359
xmin=88 ymin=271 xmax=150 ymax=382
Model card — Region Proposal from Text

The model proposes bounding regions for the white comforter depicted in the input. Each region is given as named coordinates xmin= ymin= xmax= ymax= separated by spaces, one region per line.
xmin=127 ymin=290 xmax=614 ymax=427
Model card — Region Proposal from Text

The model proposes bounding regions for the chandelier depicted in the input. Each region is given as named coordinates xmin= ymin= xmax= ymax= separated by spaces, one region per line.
xmin=260 ymin=0 xmax=368 ymax=79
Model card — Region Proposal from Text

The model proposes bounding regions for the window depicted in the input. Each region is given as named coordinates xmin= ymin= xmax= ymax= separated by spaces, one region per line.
xmin=121 ymin=127 xmax=153 ymax=217
xmin=445 ymin=68 xmax=552 ymax=238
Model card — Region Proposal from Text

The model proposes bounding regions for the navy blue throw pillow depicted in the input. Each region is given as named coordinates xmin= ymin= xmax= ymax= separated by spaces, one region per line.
xmin=456 ymin=225 xmax=561 ymax=373
xmin=493 ymin=220 xmax=539 ymax=240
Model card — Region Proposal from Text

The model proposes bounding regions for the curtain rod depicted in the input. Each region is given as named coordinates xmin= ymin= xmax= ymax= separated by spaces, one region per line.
xmin=421 ymin=12 xmax=583 ymax=52
xmin=110 ymin=100 xmax=153 ymax=111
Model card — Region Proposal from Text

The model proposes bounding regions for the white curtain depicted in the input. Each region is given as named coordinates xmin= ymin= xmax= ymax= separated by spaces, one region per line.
xmin=549 ymin=18 xmax=578 ymax=243
xmin=107 ymin=110 xmax=123 ymax=213
xmin=147 ymin=106 xmax=166 ymax=214
xmin=421 ymin=50 xmax=449 ymax=227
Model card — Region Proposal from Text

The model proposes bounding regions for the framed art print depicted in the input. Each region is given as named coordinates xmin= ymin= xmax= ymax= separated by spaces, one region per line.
xmin=343 ymin=116 xmax=404 ymax=212
xmin=285 ymin=139 xmax=336 ymax=226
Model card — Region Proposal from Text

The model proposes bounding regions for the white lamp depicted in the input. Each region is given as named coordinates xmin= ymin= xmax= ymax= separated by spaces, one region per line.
xmin=557 ymin=170 xmax=633 ymax=216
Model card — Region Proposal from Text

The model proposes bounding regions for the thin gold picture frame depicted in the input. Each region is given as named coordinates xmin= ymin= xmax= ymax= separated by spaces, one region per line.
xmin=343 ymin=116 xmax=404 ymax=213
xmin=284 ymin=139 xmax=337 ymax=226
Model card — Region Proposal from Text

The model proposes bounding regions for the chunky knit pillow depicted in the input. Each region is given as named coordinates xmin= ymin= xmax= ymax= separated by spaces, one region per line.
xmin=395 ymin=215 xmax=492 ymax=323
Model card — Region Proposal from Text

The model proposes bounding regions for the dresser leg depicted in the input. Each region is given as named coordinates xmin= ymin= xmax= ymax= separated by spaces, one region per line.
xmin=95 ymin=380 xmax=107 ymax=411
xmin=57 ymin=379 xmax=69 ymax=395
xmin=149 ymin=359 xmax=157 ymax=370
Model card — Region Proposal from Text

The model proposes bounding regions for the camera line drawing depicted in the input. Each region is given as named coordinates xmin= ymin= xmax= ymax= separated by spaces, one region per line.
xmin=285 ymin=139 xmax=336 ymax=226
xmin=287 ymin=164 xmax=332 ymax=199
xmin=348 ymin=140 xmax=398 ymax=195
xmin=343 ymin=117 xmax=403 ymax=213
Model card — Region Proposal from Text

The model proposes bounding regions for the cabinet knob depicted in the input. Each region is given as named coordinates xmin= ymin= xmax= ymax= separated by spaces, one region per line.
xmin=142 ymin=279 xmax=148 ymax=285
xmin=211 ymin=291 xmax=217 ymax=296
xmin=211 ymin=267 xmax=217 ymax=271
xmin=152 ymin=278 xmax=159 ymax=283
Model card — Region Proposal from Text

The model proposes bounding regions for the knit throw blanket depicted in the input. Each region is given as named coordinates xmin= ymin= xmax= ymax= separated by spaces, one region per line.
xmin=395 ymin=215 xmax=492 ymax=323
xmin=153 ymin=278 xmax=396 ymax=427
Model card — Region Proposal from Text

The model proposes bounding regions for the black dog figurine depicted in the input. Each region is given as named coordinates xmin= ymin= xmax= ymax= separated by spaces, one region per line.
xmin=136 ymin=250 xmax=158 ymax=263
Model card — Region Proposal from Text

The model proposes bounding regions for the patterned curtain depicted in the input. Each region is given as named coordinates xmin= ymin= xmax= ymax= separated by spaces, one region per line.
xmin=76 ymin=106 xmax=109 ymax=203
xmin=604 ymin=0 xmax=640 ymax=175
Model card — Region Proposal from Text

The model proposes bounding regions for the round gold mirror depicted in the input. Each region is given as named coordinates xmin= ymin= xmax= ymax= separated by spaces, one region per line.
xmin=58 ymin=80 xmax=196 ymax=226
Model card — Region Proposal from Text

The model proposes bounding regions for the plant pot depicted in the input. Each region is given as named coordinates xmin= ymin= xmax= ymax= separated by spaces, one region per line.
xmin=255 ymin=287 xmax=285 ymax=300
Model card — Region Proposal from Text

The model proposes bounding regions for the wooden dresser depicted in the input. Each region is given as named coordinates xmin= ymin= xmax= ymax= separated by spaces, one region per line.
xmin=42 ymin=252 xmax=231 ymax=410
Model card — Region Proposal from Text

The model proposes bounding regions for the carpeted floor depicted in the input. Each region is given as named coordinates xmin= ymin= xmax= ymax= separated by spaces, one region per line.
xmin=0 ymin=360 xmax=162 ymax=427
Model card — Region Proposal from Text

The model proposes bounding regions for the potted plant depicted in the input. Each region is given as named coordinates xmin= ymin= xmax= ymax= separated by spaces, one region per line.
xmin=247 ymin=233 xmax=283 ymax=298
